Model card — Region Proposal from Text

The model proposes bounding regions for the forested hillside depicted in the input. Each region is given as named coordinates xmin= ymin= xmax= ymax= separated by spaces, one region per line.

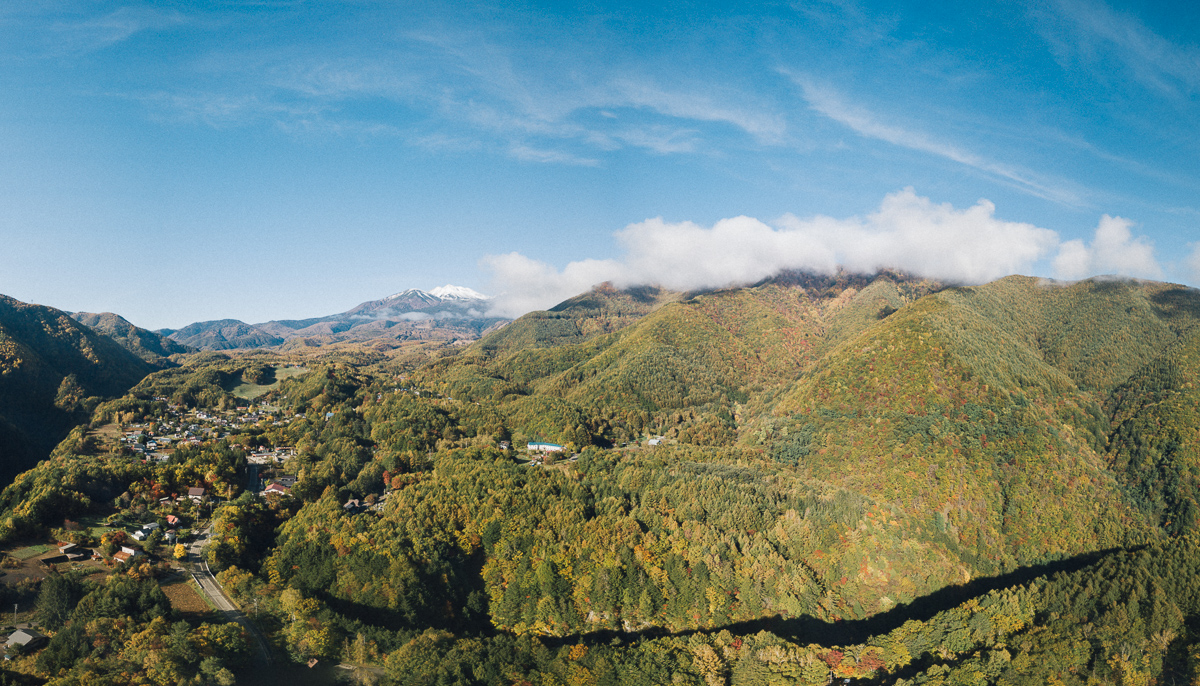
xmin=4 ymin=273 xmax=1200 ymax=684
xmin=161 ymin=319 xmax=285 ymax=351
xmin=0 ymin=295 xmax=155 ymax=485
xmin=72 ymin=311 xmax=193 ymax=365
xmin=472 ymin=282 xmax=687 ymax=354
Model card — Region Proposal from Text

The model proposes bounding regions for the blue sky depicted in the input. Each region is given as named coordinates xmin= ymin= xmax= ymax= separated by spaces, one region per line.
xmin=1 ymin=0 xmax=1198 ymax=328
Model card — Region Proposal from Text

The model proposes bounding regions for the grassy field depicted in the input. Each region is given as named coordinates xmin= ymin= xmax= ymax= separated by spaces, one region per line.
xmin=75 ymin=513 xmax=118 ymax=539
xmin=10 ymin=545 xmax=52 ymax=560
xmin=228 ymin=366 xmax=309 ymax=400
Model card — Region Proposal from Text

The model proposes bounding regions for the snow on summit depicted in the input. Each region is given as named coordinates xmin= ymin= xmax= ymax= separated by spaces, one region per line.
xmin=429 ymin=285 xmax=490 ymax=301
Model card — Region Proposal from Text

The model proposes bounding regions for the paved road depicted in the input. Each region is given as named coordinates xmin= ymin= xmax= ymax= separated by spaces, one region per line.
xmin=187 ymin=523 xmax=274 ymax=668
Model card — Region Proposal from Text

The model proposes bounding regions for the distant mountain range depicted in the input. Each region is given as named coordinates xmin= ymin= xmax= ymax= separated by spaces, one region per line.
xmin=157 ymin=285 xmax=507 ymax=351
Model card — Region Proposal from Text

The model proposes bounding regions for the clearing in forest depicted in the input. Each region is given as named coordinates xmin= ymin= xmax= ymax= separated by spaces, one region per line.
xmin=228 ymin=366 xmax=309 ymax=400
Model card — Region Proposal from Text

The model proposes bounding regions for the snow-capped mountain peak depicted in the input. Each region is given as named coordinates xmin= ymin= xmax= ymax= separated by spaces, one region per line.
xmin=429 ymin=285 xmax=490 ymax=301
xmin=383 ymin=289 xmax=440 ymax=304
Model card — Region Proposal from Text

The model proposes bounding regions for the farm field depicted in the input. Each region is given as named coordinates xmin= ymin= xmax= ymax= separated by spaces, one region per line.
xmin=161 ymin=574 xmax=220 ymax=622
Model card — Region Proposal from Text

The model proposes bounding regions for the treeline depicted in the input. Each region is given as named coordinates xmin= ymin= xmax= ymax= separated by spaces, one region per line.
xmin=272 ymin=534 xmax=1200 ymax=685
xmin=33 ymin=566 xmax=248 ymax=684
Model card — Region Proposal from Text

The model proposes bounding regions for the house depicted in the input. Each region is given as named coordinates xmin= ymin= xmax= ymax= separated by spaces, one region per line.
xmin=5 ymin=629 xmax=47 ymax=656
xmin=527 ymin=442 xmax=564 ymax=453
xmin=131 ymin=530 xmax=147 ymax=541
xmin=112 ymin=551 xmax=133 ymax=563
xmin=343 ymin=498 xmax=362 ymax=514
xmin=120 ymin=546 xmax=140 ymax=557
xmin=142 ymin=522 xmax=160 ymax=531
xmin=262 ymin=482 xmax=290 ymax=496
xmin=187 ymin=487 xmax=205 ymax=501
xmin=57 ymin=542 xmax=77 ymax=554
xmin=166 ymin=514 xmax=180 ymax=526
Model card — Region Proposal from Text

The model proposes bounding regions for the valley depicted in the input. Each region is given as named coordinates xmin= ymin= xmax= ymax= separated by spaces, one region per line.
xmin=0 ymin=273 xmax=1199 ymax=684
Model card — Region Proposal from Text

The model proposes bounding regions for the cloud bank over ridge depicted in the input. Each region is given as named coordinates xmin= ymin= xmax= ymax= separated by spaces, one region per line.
xmin=483 ymin=188 xmax=1173 ymax=317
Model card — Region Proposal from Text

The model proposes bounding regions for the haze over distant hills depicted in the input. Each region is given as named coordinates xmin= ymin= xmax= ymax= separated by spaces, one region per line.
xmin=158 ymin=285 xmax=508 ymax=351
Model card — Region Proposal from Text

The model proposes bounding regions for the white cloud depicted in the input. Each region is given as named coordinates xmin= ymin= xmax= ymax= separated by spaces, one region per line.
xmin=483 ymin=188 xmax=1064 ymax=316
xmin=190 ymin=30 xmax=787 ymax=163
xmin=610 ymin=126 xmax=700 ymax=154
xmin=827 ymin=191 xmax=1060 ymax=282
xmin=1186 ymin=243 xmax=1200 ymax=284
xmin=480 ymin=253 xmax=625 ymax=318
xmin=1052 ymin=215 xmax=1162 ymax=280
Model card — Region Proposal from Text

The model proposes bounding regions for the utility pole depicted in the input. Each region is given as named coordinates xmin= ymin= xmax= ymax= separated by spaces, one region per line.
xmin=13 ymin=602 xmax=16 ymax=625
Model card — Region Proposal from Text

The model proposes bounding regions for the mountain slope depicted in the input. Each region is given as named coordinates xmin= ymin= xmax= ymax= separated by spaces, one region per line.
xmin=471 ymin=282 xmax=687 ymax=354
xmin=72 ymin=311 xmax=193 ymax=365
xmin=417 ymin=274 xmax=1200 ymax=618
xmin=163 ymin=319 xmax=284 ymax=350
xmin=426 ymin=271 xmax=942 ymax=444
xmin=0 ymin=295 xmax=155 ymax=483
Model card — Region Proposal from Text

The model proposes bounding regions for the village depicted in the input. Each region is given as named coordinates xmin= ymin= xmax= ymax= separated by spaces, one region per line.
xmin=0 ymin=399 xmax=310 ymax=661
xmin=0 ymin=380 xmax=669 ymax=666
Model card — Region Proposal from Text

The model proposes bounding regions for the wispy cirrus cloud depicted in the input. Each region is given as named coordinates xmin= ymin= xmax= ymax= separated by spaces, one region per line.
xmin=1032 ymin=0 xmax=1200 ymax=97
xmin=508 ymin=144 xmax=599 ymax=166
xmin=129 ymin=90 xmax=324 ymax=129
xmin=609 ymin=78 xmax=787 ymax=143
xmin=791 ymin=75 xmax=1084 ymax=206
xmin=137 ymin=24 xmax=788 ymax=165
xmin=42 ymin=6 xmax=186 ymax=57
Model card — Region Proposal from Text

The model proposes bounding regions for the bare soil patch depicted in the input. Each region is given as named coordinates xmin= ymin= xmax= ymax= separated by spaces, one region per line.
xmin=161 ymin=574 xmax=220 ymax=622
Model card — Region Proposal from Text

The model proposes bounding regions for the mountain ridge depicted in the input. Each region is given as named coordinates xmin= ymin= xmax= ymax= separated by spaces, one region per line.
xmin=71 ymin=311 xmax=193 ymax=365
xmin=160 ymin=285 xmax=508 ymax=351
xmin=0 ymin=294 xmax=156 ymax=484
